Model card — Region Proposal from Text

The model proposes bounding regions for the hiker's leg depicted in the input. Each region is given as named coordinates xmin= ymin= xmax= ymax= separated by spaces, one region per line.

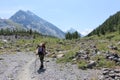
xmin=39 ymin=54 xmax=44 ymax=69
xmin=39 ymin=54 xmax=42 ymax=68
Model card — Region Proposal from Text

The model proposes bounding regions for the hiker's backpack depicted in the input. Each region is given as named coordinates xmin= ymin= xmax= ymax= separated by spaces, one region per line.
xmin=38 ymin=46 xmax=44 ymax=54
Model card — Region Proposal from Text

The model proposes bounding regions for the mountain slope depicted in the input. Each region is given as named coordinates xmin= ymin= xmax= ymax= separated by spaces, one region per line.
xmin=10 ymin=10 xmax=65 ymax=38
xmin=0 ymin=18 xmax=25 ymax=31
xmin=87 ymin=11 xmax=120 ymax=36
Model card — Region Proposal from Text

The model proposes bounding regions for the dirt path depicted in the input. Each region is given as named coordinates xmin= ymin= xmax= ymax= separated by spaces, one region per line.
xmin=0 ymin=52 xmax=102 ymax=80
xmin=17 ymin=57 xmax=36 ymax=80
xmin=29 ymin=58 xmax=101 ymax=80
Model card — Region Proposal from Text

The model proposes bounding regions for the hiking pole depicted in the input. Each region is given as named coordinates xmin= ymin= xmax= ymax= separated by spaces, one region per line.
xmin=44 ymin=55 xmax=47 ymax=69
xmin=35 ymin=54 xmax=38 ymax=74
xmin=44 ymin=52 xmax=49 ymax=69
xmin=44 ymin=53 xmax=49 ymax=68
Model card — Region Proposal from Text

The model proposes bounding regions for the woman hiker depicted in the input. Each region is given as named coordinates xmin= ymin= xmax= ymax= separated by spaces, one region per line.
xmin=36 ymin=42 xmax=46 ymax=69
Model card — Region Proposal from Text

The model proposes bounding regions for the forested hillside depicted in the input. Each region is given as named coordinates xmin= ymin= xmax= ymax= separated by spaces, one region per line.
xmin=88 ymin=11 xmax=120 ymax=36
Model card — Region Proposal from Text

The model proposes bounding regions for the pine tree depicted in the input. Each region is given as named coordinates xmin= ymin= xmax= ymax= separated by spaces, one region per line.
xmin=0 ymin=28 xmax=4 ymax=35
xmin=65 ymin=32 xmax=72 ymax=40
xmin=65 ymin=31 xmax=80 ymax=40
xmin=29 ymin=29 xmax=32 ymax=35
xmin=119 ymin=25 xmax=120 ymax=34
xmin=72 ymin=31 xmax=80 ymax=39
xmin=96 ymin=29 xmax=100 ymax=36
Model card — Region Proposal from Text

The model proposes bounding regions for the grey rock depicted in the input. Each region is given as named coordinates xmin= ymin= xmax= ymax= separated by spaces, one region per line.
xmin=0 ymin=58 xmax=4 ymax=60
xmin=103 ymin=70 xmax=109 ymax=75
xmin=109 ymin=73 xmax=115 ymax=78
xmin=101 ymin=68 xmax=120 ymax=80
xmin=16 ymin=48 xmax=21 ymax=52
xmin=0 ymin=47 xmax=4 ymax=49
xmin=108 ymin=45 xmax=118 ymax=50
xmin=86 ymin=60 xmax=96 ymax=69
xmin=116 ymin=73 xmax=120 ymax=77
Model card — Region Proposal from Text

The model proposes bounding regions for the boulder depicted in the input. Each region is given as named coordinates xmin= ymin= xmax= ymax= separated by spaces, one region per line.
xmin=57 ymin=54 xmax=64 ymax=58
xmin=86 ymin=60 xmax=96 ymax=69
xmin=2 ymin=39 xmax=8 ymax=43
xmin=0 ymin=47 xmax=4 ymax=49
xmin=117 ymin=41 xmax=120 ymax=45
xmin=51 ymin=54 xmax=57 ymax=58
xmin=16 ymin=48 xmax=21 ymax=52
xmin=108 ymin=45 xmax=118 ymax=50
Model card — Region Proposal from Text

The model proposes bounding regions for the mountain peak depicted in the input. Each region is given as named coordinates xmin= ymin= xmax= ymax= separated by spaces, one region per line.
xmin=10 ymin=10 xmax=65 ymax=38
xmin=26 ymin=10 xmax=34 ymax=15
xmin=11 ymin=10 xmax=35 ymax=17
xmin=15 ymin=10 xmax=26 ymax=14
xmin=67 ymin=28 xmax=76 ymax=33
xmin=18 ymin=10 xmax=25 ymax=12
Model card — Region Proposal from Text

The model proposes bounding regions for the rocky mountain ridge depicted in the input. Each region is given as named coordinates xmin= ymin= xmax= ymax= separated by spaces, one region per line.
xmin=10 ymin=10 xmax=65 ymax=38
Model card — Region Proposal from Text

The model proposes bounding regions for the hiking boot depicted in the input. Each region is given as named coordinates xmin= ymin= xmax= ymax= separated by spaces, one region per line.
xmin=40 ymin=65 xmax=44 ymax=69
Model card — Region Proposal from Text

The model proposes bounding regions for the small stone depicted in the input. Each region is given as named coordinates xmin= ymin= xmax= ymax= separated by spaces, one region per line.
xmin=0 ymin=58 xmax=4 ymax=60
xmin=115 ymin=69 xmax=120 ymax=73
xmin=16 ymin=48 xmax=21 ymax=52
xmin=109 ymin=73 xmax=115 ymax=79
xmin=103 ymin=71 xmax=109 ymax=75
xmin=116 ymin=73 xmax=120 ymax=77
xmin=115 ymin=76 xmax=120 ymax=80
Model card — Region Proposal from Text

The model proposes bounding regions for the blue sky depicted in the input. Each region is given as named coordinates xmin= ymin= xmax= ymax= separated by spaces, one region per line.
xmin=0 ymin=0 xmax=120 ymax=35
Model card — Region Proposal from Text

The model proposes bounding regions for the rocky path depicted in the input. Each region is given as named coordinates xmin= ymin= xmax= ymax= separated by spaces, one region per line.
xmin=31 ymin=58 xmax=101 ymax=80
xmin=0 ymin=52 xmax=102 ymax=80
xmin=0 ymin=52 xmax=34 ymax=80
xmin=17 ymin=57 xmax=36 ymax=80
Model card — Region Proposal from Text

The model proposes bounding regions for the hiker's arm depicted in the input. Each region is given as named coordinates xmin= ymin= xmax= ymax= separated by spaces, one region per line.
xmin=35 ymin=45 xmax=39 ymax=55
xmin=35 ymin=49 xmax=38 ymax=55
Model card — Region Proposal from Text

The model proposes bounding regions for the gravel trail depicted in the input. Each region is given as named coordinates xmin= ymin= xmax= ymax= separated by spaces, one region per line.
xmin=0 ymin=52 xmax=101 ymax=80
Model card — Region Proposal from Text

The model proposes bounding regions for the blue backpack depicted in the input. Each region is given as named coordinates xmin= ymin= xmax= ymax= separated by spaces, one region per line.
xmin=38 ymin=46 xmax=43 ymax=53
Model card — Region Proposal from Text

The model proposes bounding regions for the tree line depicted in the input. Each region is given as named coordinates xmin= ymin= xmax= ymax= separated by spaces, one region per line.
xmin=0 ymin=28 xmax=40 ymax=36
xmin=65 ymin=31 xmax=80 ymax=39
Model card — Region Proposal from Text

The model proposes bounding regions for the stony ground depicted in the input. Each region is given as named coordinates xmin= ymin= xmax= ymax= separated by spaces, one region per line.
xmin=0 ymin=52 xmax=102 ymax=80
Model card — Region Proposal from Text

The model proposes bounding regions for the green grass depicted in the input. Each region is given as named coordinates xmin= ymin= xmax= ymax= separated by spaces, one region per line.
xmin=96 ymin=41 xmax=108 ymax=51
xmin=92 ymin=54 xmax=116 ymax=68
xmin=77 ymin=60 xmax=87 ymax=69
xmin=56 ymin=49 xmax=78 ymax=63
xmin=98 ymin=59 xmax=115 ymax=68
xmin=0 ymin=31 xmax=120 ymax=69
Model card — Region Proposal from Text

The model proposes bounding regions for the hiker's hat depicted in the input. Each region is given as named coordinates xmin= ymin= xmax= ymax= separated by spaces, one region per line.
xmin=39 ymin=43 xmax=43 ymax=46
